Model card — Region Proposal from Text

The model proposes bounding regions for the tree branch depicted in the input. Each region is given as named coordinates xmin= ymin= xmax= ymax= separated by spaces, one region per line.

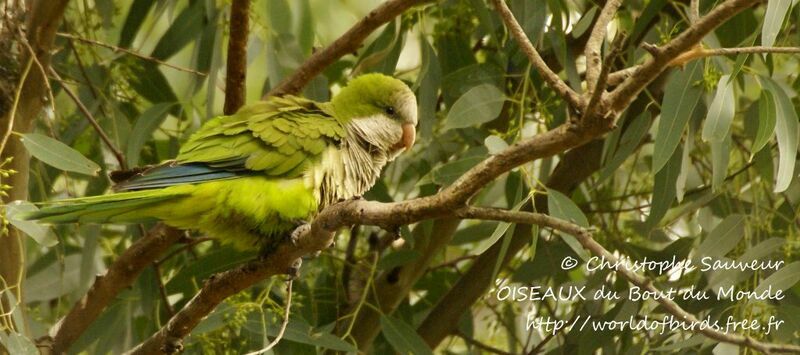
xmin=0 ymin=0 xmax=70 ymax=335
xmin=56 ymin=33 xmax=207 ymax=76
xmin=491 ymin=0 xmax=583 ymax=109
xmin=223 ymin=0 xmax=250 ymax=115
xmin=584 ymin=0 xmax=622 ymax=94
xmin=607 ymin=0 xmax=759 ymax=114
xmin=607 ymin=46 xmax=800 ymax=86
xmin=49 ymin=68 xmax=127 ymax=170
xmin=264 ymin=0 xmax=434 ymax=98
xmin=46 ymin=225 xmax=184 ymax=354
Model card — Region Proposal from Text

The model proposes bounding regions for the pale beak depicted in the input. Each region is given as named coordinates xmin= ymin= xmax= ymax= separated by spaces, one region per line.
xmin=400 ymin=123 xmax=416 ymax=151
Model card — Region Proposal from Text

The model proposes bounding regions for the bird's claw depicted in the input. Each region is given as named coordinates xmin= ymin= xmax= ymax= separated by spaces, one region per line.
xmin=287 ymin=258 xmax=302 ymax=279
xmin=290 ymin=223 xmax=311 ymax=246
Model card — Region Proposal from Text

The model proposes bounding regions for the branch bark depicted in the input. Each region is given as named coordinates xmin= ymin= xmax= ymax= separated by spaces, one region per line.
xmin=491 ymin=0 xmax=583 ymax=109
xmin=223 ymin=0 xmax=250 ymax=115
xmin=607 ymin=0 xmax=759 ymax=114
xmin=584 ymin=0 xmax=622 ymax=94
xmin=0 ymin=0 xmax=70 ymax=335
xmin=264 ymin=0 xmax=434 ymax=98
xmin=47 ymin=225 xmax=184 ymax=354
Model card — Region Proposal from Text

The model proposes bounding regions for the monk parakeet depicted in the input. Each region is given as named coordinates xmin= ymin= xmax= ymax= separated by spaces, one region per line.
xmin=24 ymin=73 xmax=417 ymax=250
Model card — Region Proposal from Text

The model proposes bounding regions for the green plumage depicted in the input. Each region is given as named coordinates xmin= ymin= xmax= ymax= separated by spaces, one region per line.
xmin=23 ymin=74 xmax=418 ymax=251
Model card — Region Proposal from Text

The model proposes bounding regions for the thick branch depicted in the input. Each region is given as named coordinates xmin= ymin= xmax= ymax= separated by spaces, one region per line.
xmin=223 ymin=0 xmax=250 ymax=115
xmin=491 ymin=0 xmax=583 ymax=109
xmin=584 ymin=0 xmax=622 ymax=94
xmin=607 ymin=0 xmax=758 ymax=113
xmin=0 ymin=0 xmax=70 ymax=334
xmin=265 ymin=0 xmax=433 ymax=97
xmin=47 ymin=225 xmax=183 ymax=353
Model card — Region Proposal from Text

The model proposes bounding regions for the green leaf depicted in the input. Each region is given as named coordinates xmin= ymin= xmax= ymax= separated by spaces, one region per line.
xmin=378 ymin=250 xmax=421 ymax=270
xmin=754 ymin=261 xmax=800 ymax=293
xmin=380 ymin=315 xmax=433 ymax=355
xmin=0 ymin=332 xmax=37 ymax=355
xmin=547 ymin=188 xmax=590 ymax=260
xmin=760 ymin=76 xmax=799 ymax=192
xmin=127 ymin=62 xmax=179 ymax=104
xmin=150 ymin=0 xmax=206 ymax=60
xmin=710 ymin=135 xmax=731 ymax=191
xmin=644 ymin=145 xmax=682 ymax=231
xmin=21 ymin=133 xmax=100 ymax=176
xmin=24 ymin=254 xmax=82 ymax=302
xmin=119 ymin=0 xmax=156 ymax=48
xmin=444 ymin=84 xmax=507 ymax=131
xmin=126 ymin=102 xmax=175 ymax=166
xmin=676 ymin=122 xmax=694 ymax=202
xmin=761 ymin=0 xmax=793 ymax=48
xmin=751 ymin=90 xmax=776 ymax=158
xmin=510 ymin=0 xmax=547 ymax=43
xmin=653 ymin=61 xmax=703 ymax=173
xmin=571 ymin=6 xmax=598 ymax=38
xmin=600 ymin=111 xmax=651 ymax=182
xmin=701 ymin=75 xmax=736 ymax=143
xmin=696 ymin=214 xmax=745 ymax=258
xmin=415 ymin=36 xmax=441 ymax=140
xmin=484 ymin=135 xmax=509 ymax=154
xmin=5 ymin=201 xmax=56 ymax=247
xmin=430 ymin=156 xmax=484 ymax=186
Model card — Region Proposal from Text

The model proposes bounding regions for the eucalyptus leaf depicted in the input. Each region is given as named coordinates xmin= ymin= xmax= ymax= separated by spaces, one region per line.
xmin=751 ymin=90 xmax=776 ymax=158
xmin=760 ymin=76 xmax=799 ymax=192
xmin=754 ymin=262 xmax=800 ymax=293
xmin=547 ymin=188 xmax=590 ymax=260
xmin=21 ymin=133 xmax=100 ymax=176
xmin=702 ymin=75 xmax=736 ymax=143
xmin=762 ymin=0 xmax=793 ymax=48
xmin=696 ymin=214 xmax=745 ymax=258
xmin=653 ymin=61 xmax=703 ymax=173
xmin=380 ymin=315 xmax=434 ymax=355
xmin=126 ymin=102 xmax=175 ymax=166
xmin=444 ymin=84 xmax=507 ymax=131
xmin=5 ymin=201 xmax=56 ymax=247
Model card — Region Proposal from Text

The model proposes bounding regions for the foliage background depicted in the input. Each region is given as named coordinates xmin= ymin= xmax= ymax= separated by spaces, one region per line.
xmin=0 ymin=0 xmax=799 ymax=353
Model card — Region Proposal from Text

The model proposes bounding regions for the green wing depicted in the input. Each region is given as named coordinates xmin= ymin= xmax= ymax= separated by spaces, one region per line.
xmin=177 ymin=96 xmax=344 ymax=177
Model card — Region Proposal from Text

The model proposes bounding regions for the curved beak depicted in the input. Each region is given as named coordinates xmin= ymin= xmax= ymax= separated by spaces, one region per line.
xmin=400 ymin=123 xmax=416 ymax=151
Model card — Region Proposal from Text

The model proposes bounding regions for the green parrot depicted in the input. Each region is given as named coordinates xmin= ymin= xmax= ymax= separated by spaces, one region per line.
xmin=23 ymin=73 xmax=417 ymax=251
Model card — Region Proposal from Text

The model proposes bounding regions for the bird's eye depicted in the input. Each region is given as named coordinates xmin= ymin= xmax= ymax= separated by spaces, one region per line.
xmin=385 ymin=106 xmax=395 ymax=115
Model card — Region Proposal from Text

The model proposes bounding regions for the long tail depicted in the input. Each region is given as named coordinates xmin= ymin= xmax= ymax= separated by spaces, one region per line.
xmin=21 ymin=189 xmax=188 ymax=224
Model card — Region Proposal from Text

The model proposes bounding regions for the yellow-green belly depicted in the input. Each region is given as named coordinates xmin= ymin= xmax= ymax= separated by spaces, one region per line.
xmin=141 ymin=176 xmax=317 ymax=250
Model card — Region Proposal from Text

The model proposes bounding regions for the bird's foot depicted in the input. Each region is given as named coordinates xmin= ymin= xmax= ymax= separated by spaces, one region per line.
xmin=384 ymin=224 xmax=402 ymax=240
xmin=336 ymin=195 xmax=363 ymax=203
xmin=287 ymin=258 xmax=303 ymax=279
xmin=289 ymin=223 xmax=311 ymax=246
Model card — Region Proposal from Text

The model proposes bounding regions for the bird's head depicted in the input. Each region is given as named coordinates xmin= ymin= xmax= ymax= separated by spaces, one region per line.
xmin=331 ymin=73 xmax=417 ymax=155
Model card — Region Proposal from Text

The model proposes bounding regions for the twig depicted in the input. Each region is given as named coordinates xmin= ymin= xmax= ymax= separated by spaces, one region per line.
xmin=491 ymin=0 xmax=583 ymax=110
xmin=49 ymin=68 xmax=128 ymax=170
xmin=56 ymin=32 xmax=207 ymax=76
xmin=265 ymin=0 xmax=435 ymax=97
xmin=223 ymin=0 xmax=250 ymax=115
xmin=243 ymin=279 xmax=293 ymax=355
xmin=0 ymin=57 xmax=32 ymax=156
xmin=456 ymin=330 xmax=513 ymax=355
xmin=608 ymin=46 xmax=800 ymax=85
xmin=608 ymin=0 xmax=760 ymax=114
xmin=584 ymin=0 xmax=622 ymax=94
xmin=153 ymin=263 xmax=175 ymax=317
xmin=690 ymin=0 xmax=701 ymax=24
